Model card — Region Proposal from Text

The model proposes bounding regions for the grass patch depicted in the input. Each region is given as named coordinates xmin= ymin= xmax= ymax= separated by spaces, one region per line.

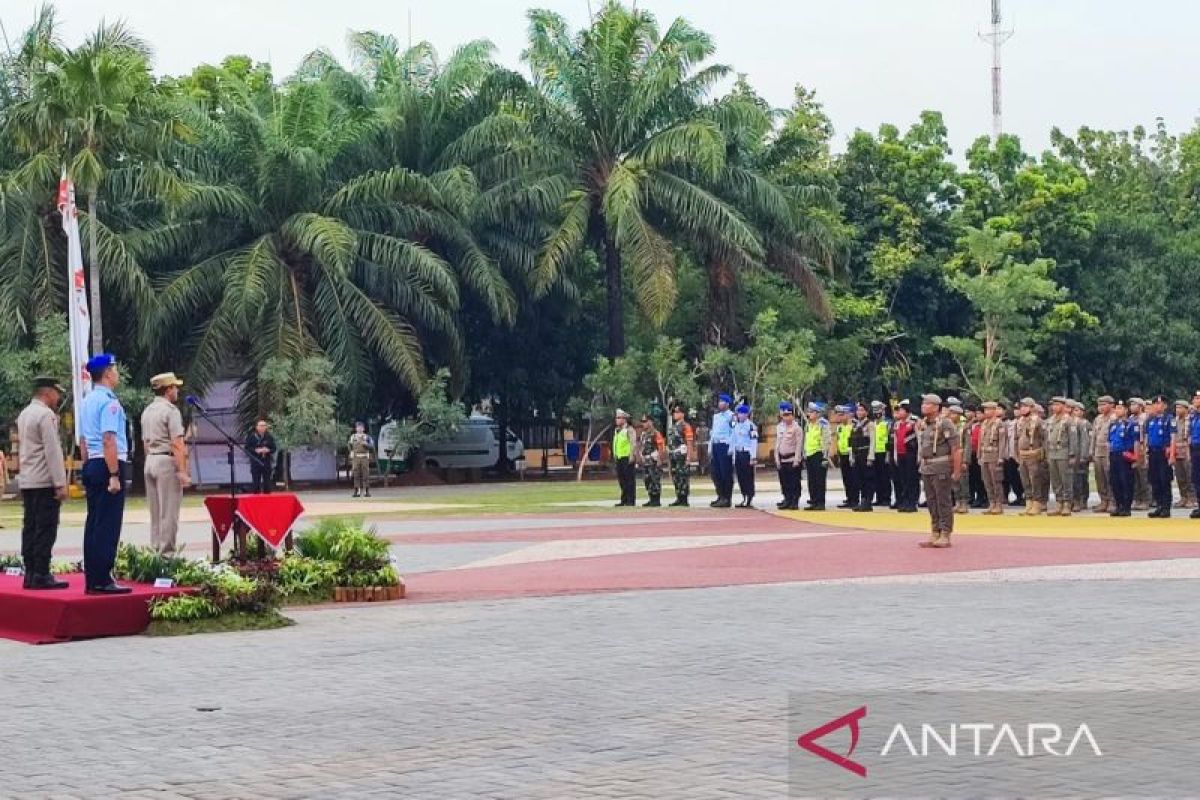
xmin=281 ymin=589 xmax=336 ymax=606
xmin=144 ymin=609 xmax=294 ymax=637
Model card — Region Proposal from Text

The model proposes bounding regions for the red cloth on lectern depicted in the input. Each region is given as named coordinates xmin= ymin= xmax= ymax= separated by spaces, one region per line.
xmin=204 ymin=493 xmax=305 ymax=548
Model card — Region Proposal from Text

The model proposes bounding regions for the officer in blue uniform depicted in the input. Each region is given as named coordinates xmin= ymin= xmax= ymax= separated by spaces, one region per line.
xmin=1107 ymin=401 xmax=1138 ymax=518
xmin=709 ymin=394 xmax=736 ymax=508
xmin=731 ymin=404 xmax=758 ymax=508
xmin=1145 ymin=395 xmax=1174 ymax=518
xmin=78 ymin=354 xmax=132 ymax=594
xmin=1192 ymin=391 xmax=1200 ymax=520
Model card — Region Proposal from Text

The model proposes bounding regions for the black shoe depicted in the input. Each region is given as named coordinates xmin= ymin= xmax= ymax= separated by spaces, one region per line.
xmin=837 ymin=501 xmax=853 ymax=508
xmin=1148 ymin=508 xmax=1163 ymax=518
xmin=1009 ymin=499 xmax=1024 ymax=507
xmin=808 ymin=504 xmax=825 ymax=511
xmin=713 ymin=498 xmax=732 ymax=508
xmin=643 ymin=498 xmax=661 ymax=507
xmin=853 ymin=504 xmax=873 ymax=512
xmin=86 ymin=583 xmax=133 ymax=595
xmin=776 ymin=501 xmax=788 ymax=509
xmin=364 ymin=491 xmax=371 ymax=498
xmin=709 ymin=498 xmax=723 ymax=507
xmin=24 ymin=574 xmax=69 ymax=590
xmin=352 ymin=490 xmax=360 ymax=498
xmin=1157 ymin=507 xmax=1171 ymax=518
xmin=1191 ymin=508 xmax=1200 ymax=519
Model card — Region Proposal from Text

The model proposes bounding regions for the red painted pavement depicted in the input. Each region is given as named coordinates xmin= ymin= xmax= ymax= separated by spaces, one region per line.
xmin=403 ymin=532 xmax=1200 ymax=604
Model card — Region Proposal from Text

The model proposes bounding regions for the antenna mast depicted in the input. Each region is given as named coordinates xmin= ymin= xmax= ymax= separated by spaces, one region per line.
xmin=979 ymin=0 xmax=1014 ymax=140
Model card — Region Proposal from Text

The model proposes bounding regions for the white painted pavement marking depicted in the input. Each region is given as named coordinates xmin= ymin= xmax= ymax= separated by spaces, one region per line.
xmin=804 ymin=558 xmax=1200 ymax=585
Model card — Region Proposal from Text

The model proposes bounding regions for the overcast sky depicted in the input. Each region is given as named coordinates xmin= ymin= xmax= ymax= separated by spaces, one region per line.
xmin=3 ymin=0 xmax=1196 ymax=157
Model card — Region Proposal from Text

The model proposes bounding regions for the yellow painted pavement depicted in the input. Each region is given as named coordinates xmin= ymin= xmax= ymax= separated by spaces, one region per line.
xmin=777 ymin=508 xmax=1200 ymax=543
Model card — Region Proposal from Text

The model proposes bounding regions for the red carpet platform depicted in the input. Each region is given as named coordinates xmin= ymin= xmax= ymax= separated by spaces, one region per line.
xmin=0 ymin=574 xmax=186 ymax=645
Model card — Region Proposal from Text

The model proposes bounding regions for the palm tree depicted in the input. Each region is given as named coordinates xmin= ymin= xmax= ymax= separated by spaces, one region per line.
xmin=523 ymin=2 xmax=760 ymax=356
xmin=141 ymin=74 xmax=486 ymax=412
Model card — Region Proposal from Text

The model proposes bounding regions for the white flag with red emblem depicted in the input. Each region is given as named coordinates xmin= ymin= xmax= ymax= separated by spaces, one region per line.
xmin=57 ymin=173 xmax=92 ymax=441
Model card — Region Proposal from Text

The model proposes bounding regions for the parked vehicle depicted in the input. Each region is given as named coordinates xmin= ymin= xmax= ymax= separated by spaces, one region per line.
xmin=377 ymin=414 xmax=524 ymax=470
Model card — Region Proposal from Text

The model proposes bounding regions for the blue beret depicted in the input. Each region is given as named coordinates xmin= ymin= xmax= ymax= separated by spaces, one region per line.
xmin=735 ymin=404 xmax=750 ymax=415
xmin=86 ymin=353 xmax=115 ymax=372
xmin=778 ymin=401 xmax=794 ymax=413
xmin=718 ymin=393 xmax=732 ymax=404
xmin=807 ymin=401 xmax=824 ymax=413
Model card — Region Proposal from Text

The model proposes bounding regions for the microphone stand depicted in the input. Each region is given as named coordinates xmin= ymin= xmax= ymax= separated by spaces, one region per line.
xmin=188 ymin=401 xmax=269 ymax=563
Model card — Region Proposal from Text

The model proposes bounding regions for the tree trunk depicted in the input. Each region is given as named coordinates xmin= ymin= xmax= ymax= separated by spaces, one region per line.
xmin=86 ymin=187 xmax=103 ymax=354
xmin=604 ymin=230 xmax=625 ymax=357
xmin=705 ymin=257 xmax=741 ymax=347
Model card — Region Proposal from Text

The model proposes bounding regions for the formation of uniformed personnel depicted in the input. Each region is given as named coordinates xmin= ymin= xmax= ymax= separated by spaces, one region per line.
xmin=917 ymin=394 xmax=962 ymax=548
xmin=1171 ymin=400 xmax=1196 ymax=509
xmin=612 ymin=409 xmax=637 ymax=507
xmin=731 ymin=404 xmax=758 ymax=508
xmin=637 ymin=414 xmax=666 ymax=507
xmin=1046 ymin=397 xmax=1079 ymax=515
xmin=849 ymin=403 xmax=875 ymax=512
xmin=666 ymin=405 xmax=694 ymax=507
xmin=1144 ymin=396 xmax=1174 ymax=517
xmin=349 ymin=421 xmax=375 ymax=498
xmin=16 ymin=377 xmax=70 ymax=590
xmin=141 ymin=372 xmax=191 ymax=555
xmin=774 ymin=402 xmax=803 ymax=510
xmin=78 ymin=354 xmax=132 ymax=594
xmin=708 ymin=394 xmax=735 ymax=508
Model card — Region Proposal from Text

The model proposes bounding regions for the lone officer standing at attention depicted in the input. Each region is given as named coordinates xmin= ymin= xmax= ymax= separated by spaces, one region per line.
xmin=1016 ymin=398 xmax=1047 ymax=516
xmin=1091 ymin=396 xmax=1115 ymax=513
xmin=245 ymin=420 xmax=277 ymax=494
xmin=16 ymin=377 xmax=70 ymax=590
xmin=1107 ymin=400 xmax=1138 ymax=517
xmin=774 ymin=402 xmax=802 ymax=510
xmin=731 ymin=404 xmax=758 ymax=508
xmin=802 ymin=402 xmax=831 ymax=510
xmin=1171 ymin=400 xmax=1196 ymax=509
xmin=78 ymin=354 xmax=132 ymax=595
xmin=142 ymin=372 xmax=190 ymax=555
xmin=917 ymin=394 xmax=962 ymax=548
xmin=1145 ymin=396 xmax=1174 ymax=518
xmin=666 ymin=405 xmax=694 ymax=507
xmin=637 ymin=414 xmax=666 ymax=507
xmin=612 ymin=409 xmax=636 ymax=507
xmin=978 ymin=401 xmax=1005 ymax=515
xmin=349 ymin=421 xmax=374 ymax=498
xmin=709 ymin=394 xmax=735 ymax=508
xmin=1046 ymin=397 xmax=1078 ymax=515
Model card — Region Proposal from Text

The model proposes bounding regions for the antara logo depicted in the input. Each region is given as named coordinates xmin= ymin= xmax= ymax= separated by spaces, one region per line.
xmin=796 ymin=706 xmax=868 ymax=777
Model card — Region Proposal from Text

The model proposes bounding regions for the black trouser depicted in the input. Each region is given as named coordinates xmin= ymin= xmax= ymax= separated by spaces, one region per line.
xmin=21 ymin=488 xmax=61 ymax=576
xmin=1193 ymin=445 xmax=1200 ymax=508
xmin=615 ymin=456 xmax=636 ymax=505
xmin=839 ymin=453 xmax=858 ymax=505
xmin=1003 ymin=458 xmax=1022 ymax=502
xmin=805 ymin=453 xmax=827 ymax=506
xmin=250 ymin=461 xmax=273 ymax=494
xmin=778 ymin=458 xmax=802 ymax=507
xmin=969 ymin=457 xmax=986 ymax=504
xmin=82 ymin=458 xmax=127 ymax=588
xmin=1109 ymin=453 xmax=1133 ymax=512
xmin=852 ymin=450 xmax=873 ymax=507
xmin=894 ymin=452 xmax=919 ymax=509
xmin=872 ymin=453 xmax=891 ymax=504
xmin=711 ymin=443 xmax=734 ymax=500
xmin=735 ymin=450 xmax=755 ymax=500
xmin=1148 ymin=448 xmax=1173 ymax=511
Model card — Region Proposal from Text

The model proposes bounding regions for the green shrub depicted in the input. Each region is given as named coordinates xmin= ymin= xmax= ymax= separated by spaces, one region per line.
xmin=115 ymin=544 xmax=194 ymax=583
xmin=0 ymin=554 xmax=22 ymax=570
xmin=150 ymin=595 xmax=221 ymax=621
xmin=278 ymin=555 xmax=339 ymax=598
xmin=295 ymin=517 xmax=366 ymax=561
xmin=50 ymin=560 xmax=82 ymax=574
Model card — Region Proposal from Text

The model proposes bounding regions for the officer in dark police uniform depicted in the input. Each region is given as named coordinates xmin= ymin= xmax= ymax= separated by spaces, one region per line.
xmin=1145 ymin=395 xmax=1174 ymax=518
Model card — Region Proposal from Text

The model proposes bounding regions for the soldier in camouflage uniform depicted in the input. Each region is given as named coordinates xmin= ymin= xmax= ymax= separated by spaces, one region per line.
xmin=667 ymin=405 xmax=694 ymax=507
xmin=917 ymin=393 xmax=962 ymax=548
xmin=1046 ymin=397 xmax=1078 ymax=515
xmin=1172 ymin=400 xmax=1196 ymax=508
xmin=637 ymin=415 xmax=666 ymax=507
xmin=1130 ymin=398 xmax=1151 ymax=510
xmin=1016 ymin=398 xmax=1048 ymax=515
xmin=1069 ymin=400 xmax=1092 ymax=509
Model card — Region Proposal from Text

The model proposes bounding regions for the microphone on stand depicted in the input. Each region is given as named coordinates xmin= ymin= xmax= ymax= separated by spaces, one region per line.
xmin=185 ymin=395 xmax=205 ymax=412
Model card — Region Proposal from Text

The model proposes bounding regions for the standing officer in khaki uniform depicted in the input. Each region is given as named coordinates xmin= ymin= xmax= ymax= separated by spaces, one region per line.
xmin=978 ymin=401 xmax=1005 ymax=514
xmin=1069 ymin=399 xmax=1091 ymax=509
xmin=1016 ymin=398 xmax=1047 ymax=515
xmin=947 ymin=403 xmax=971 ymax=514
xmin=1129 ymin=398 xmax=1151 ymax=510
xmin=16 ymin=377 xmax=70 ymax=590
xmin=142 ymin=373 xmax=191 ymax=556
xmin=1045 ymin=397 xmax=1078 ymax=515
xmin=917 ymin=394 xmax=962 ymax=548
xmin=349 ymin=421 xmax=374 ymax=498
xmin=1091 ymin=395 xmax=1115 ymax=512
xmin=1171 ymin=400 xmax=1196 ymax=508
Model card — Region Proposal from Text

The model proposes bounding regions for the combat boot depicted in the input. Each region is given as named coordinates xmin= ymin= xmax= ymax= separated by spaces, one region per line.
xmin=1190 ymin=507 xmax=1200 ymax=519
xmin=1094 ymin=501 xmax=1109 ymax=513
xmin=983 ymin=503 xmax=1000 ymax=515
xmin=931 ymin=532 xmax=952 ymax=548
xmin=669 ymin=495 xmax=687 ymax=507
xmin=643 ymin=495 xmax=661 ymax=507
xmin=918 ymin=530 xmax=939 ymax=548
xmin=1060 ymin=502 xmax=1072 ymax=517
xmin=954 ymin=502 xmax=968 ymax=514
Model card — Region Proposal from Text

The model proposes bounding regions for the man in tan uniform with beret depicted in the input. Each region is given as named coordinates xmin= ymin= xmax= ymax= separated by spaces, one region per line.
xmin=142 ymin=372 xmax=191 ymax=556
xmin=1091 ymin=395 xmax=1115 ymax=512
xmin=978 ymin=401 xmax=1005 ymax=515
xmin=17 ymin=377 xmax=70 ymax=589
xmin=917 ymin=393 xmax=962 ymax=548
xmin=1016 ymin=397 xmax=1047 ymax=515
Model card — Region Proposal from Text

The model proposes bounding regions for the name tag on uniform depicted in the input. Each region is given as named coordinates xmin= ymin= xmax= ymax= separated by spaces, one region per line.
xmin=5 ymin=567 xmax=24 ymax=577
xmin=154 ymin=578 xmax=175 ymax=588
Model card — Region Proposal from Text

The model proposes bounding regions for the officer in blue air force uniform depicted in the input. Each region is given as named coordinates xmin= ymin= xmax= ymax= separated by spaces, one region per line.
xmin=78 ymin=354 xmax=133 ymax=594
xmin=1107 ymin=401 xmax=1138 ymax=517
xmin=731 ymin=404 xmax=758 ymax=508
xmin=708 ymin=394 xmax=736 ymax=508
xmin=1145 ymin=395 xmax=1174 ymax=518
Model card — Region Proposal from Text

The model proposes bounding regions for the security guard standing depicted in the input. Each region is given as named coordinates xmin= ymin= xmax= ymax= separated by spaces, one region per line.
xmin=1046 ymin=397 xmax=1077 ymax=515
xmin=891 ymin=400 xmax=920 ymax=512
xmin=978 ymin=401 xmax=1005 ymax=515
xmin=849 ymin=402 xmax=875 ymax=512
xmin=774 ymin=402 xmax=803 ymax=510
xmin=1171 ymin=400 xmax=1195 ymax=509
xmin=1107 ymin=401 xmax=1138 ymax=517
xmin=16 ymin=377 xmax=70 ymax=590
xmin=709 ymin=394 xmax=735 ymax=508
xmin=917 ymin=393 xmax=962 ymax=548
xmin=870 ymin=401 xmax=892 ymax=507
xmin=1190 ymin=391 xmax=1200 ymax=519
xmin=1146 ymin=396 xmax=1174 ymax=518
xmin=141 ymin=372 xmax=190 ymax=555
xmin=833 ymin=405 xmax=857 ymax=508
xmin=1016 ymin=398 xmax=1047 ymax=516
xmin=803 ymin=402 xmax=831 ymax=510
xmin=78 ymin=354 xmax=132 ymax=594
xmin=1091 ymin=395 xmax=1115 ymax=513
xmin=638 ymin=414 xmax=666 ymax=507
xmin=731 ymin=404 xmax=758 ymax=508
xmin=667 ymin=405 xmax=694 ymax=507
xmin=349 ymin=421 xmax=374 ymax=498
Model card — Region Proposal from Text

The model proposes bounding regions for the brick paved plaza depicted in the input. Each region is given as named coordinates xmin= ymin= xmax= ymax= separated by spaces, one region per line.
xmin=2 ymin=484 xmax=1199 ymax=798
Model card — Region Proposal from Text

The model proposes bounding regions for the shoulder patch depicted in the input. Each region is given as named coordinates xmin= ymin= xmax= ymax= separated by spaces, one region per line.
xmin=108 ymin=401 xmax=121 ymax=413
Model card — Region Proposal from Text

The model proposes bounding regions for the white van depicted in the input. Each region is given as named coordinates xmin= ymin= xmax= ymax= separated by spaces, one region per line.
xmin=377 ymin=414 xmax=524 ymax=470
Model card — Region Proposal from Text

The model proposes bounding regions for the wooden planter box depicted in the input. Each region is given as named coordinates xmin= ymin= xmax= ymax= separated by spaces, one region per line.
xmin=334 ymin=584 xmax=405 ymax=603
